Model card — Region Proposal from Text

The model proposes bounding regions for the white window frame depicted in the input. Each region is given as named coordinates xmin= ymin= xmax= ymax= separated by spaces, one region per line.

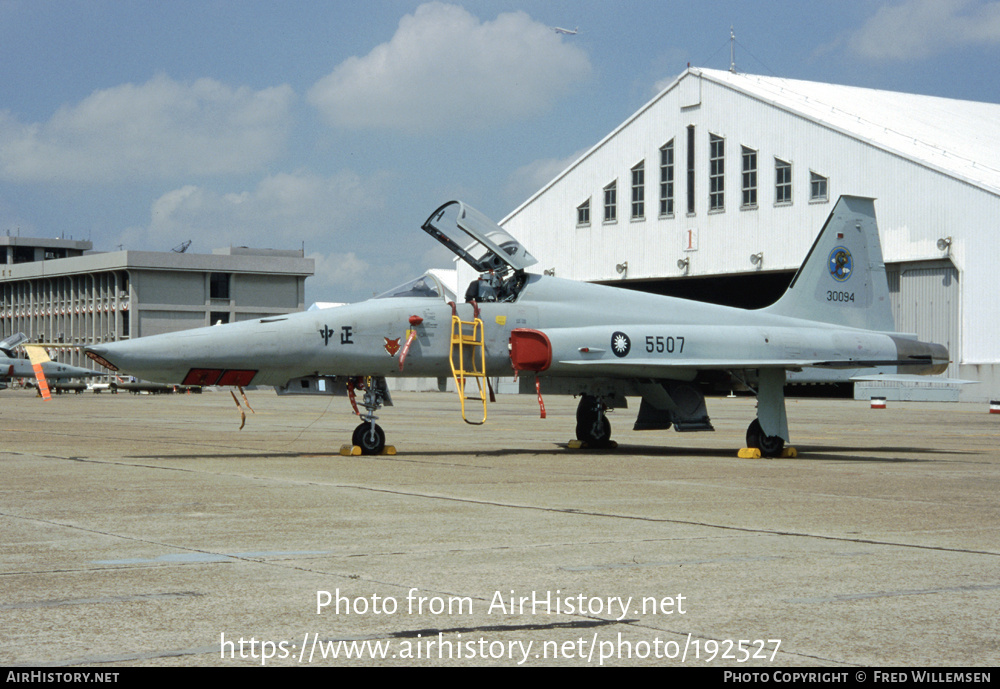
xmin=775 ymin=158 xmax=792 ymax=205
xmin=603 ymin=181 xmax=617 ymax=223
xmin=741 ymin=146 xmax=758 ymax=209
xmin=659 ymin=140 xmax=674 ymax=217
xmin=809 ymin=171 xmax=829 ymax=203
xmin=631 ymin=161 xmax=645 ymax=220
xmin=709 ymin=134 xmax=725 ymax=212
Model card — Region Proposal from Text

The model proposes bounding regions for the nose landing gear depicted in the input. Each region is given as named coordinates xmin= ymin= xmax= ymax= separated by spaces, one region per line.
xmin=343 ymin=377 xmax=395 ymax=456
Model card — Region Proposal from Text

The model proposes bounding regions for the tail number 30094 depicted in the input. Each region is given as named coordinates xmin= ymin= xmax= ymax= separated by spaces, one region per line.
xmin=826 ymin=290 xmax=855 ymax=303
xmin=645 ymin=336 xmax=685 ymax=354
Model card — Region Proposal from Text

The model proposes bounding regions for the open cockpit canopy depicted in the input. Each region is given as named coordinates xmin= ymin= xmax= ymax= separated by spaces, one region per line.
xmin=421 ymin=201 xmax=537 ymax=275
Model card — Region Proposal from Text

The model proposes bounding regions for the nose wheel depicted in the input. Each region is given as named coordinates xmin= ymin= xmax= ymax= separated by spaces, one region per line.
xmin=352 ymin=422 xmax=386 ymax=455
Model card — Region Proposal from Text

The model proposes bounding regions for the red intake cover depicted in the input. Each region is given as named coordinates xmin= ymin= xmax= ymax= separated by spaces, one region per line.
xmin=509 ymin=329 xmax=552 ymax=372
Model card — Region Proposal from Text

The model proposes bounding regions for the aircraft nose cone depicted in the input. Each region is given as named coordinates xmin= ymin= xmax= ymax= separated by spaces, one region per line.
xmin=84 ymin=345 xmax=120 ymax=372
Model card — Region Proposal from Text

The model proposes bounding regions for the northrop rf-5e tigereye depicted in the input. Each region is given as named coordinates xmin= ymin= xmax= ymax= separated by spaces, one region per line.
xmin=83 ymin=196 xmax=949 ymax=456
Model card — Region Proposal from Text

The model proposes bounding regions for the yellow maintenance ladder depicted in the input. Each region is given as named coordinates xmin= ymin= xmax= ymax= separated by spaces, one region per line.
xmin=449 ymin=302 xmax=487 ymax=424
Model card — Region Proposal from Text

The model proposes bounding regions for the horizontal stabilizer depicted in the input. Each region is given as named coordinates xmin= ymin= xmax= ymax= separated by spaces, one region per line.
xmin=851 ymin=374 xmax=978 ymax=385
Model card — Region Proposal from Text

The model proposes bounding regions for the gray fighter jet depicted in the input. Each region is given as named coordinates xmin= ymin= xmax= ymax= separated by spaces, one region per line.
xmin=84 ymin=196 xmax=948 ymax=456
xmin=0 ymin=333 xmax=101 ymax=398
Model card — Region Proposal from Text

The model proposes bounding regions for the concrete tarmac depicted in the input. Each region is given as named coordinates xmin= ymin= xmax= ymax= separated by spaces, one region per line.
xmin=2 ymin=388 xmax=998 ymax=667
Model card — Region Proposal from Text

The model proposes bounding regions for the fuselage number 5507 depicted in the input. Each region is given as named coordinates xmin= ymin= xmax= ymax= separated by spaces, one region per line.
xmin=645 ymin=335 xmax=685 ymax=354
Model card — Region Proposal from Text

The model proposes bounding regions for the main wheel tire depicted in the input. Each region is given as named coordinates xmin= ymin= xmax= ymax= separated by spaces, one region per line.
xmin=353 ymin=422 xmax=386 ymax=455
xmin=576 ymin=395 xmax=612 ymax=447
xmin=746 ymin=418 xmax=784 ymax=457
xmin=575 ymin=394 xmax=597 ymax=425
xmin=575 ymin=417 xmax=612 ymax=446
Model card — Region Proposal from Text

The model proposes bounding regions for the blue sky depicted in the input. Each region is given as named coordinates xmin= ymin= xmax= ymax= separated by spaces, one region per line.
xmin=2 ymin=0 xmax=998 ymax=303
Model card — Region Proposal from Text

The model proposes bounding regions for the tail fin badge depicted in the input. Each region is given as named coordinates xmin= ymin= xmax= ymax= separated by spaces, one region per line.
xmin=828 ymin=247 xmax=853 ymax=282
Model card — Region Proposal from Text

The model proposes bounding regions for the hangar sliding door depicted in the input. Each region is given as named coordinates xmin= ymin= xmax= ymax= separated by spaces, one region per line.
xmin=858 ymin=260 xmax=960 ymax=400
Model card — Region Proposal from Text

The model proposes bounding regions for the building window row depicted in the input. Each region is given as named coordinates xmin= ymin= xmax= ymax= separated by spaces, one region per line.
xmin=576 ymin=131 xmax=829 ymax=226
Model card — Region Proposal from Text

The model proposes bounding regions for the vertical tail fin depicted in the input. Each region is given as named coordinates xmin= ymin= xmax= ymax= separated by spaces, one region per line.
xmin=764 ymin=196 xmax=894 ymax=331
xmin=0 ymin=332 xmax=28 ymax=358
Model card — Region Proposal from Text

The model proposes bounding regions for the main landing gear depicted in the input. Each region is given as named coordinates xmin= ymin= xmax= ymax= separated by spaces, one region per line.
xmin=574 ymin=394 xmax=614 ymax=448
xmin=745 ymin=418 xmax=785 ymax=457
xmin=741 ymin=369 xmax=794 ymax=458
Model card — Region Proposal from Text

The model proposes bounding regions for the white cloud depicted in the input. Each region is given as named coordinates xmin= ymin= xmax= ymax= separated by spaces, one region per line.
xmin=307 ymin=2 xmax=591 ymax=133
xmin=504 ymin=148 xmax=588 ymax=206
xmin=307 ymin=250 xmax=371 ymax=292
xmin=0 ymin=74 xmax=294 ymax=183
xmin=120 ymin=170 xmax=385 ymax=252
xmin=847 ymin=0 xmax=1000 ymax=60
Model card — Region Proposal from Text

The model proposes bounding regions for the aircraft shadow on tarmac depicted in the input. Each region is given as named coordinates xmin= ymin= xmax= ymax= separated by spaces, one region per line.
xmin=396 ymin=440 xmax=981 ymax=462
xmin=123 ymin=442 xmax=980 ymax=463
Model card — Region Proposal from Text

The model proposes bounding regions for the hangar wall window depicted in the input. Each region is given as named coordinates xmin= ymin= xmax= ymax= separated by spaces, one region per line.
xmin=709 ymin=134 xmax=725 ymax=211
xmin=775 ymin=158 xmax=792 ymax=205
xmin=631 ymin=161 xmax=645 ymax=219
xmin=810 ymin=171 xmax=829 ymax=202
xmin=577 ymin=198 xmax=591 ymax=226
xmin=686 ymin=125 xmax=695 ymax=215
xmin=659 ymin=140 xmax=674 ymax=217
xmin=741 ymin=146 xmax=757 ymax=208
xmin=603 ymin=181 xmax=617 ymax=223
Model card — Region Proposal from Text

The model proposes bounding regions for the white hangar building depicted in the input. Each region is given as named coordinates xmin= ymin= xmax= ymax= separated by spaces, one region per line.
xmin=499 ymin=67 xmax=1000 ymax=402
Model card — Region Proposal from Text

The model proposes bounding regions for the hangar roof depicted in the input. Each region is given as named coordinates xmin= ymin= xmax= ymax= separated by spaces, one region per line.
xmin=684 ymin=68 xmax=1000 ymax=196
xmin=506 ymin=67 xmax=1000 ymax=225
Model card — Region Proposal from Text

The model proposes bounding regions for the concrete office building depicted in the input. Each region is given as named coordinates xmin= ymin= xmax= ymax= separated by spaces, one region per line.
xmin=0 ymin=236 xmax=313 ymax=371
xmin=499 ymin=67 xmax=1000 ymax=401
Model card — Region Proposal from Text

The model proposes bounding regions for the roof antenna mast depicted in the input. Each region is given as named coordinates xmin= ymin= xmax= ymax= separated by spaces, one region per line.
xmin=729 ymin=25 xmax=736 ymax=73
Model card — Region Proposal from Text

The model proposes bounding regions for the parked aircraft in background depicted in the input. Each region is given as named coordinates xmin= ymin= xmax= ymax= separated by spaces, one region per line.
xmin=0 ymin=333 xmax=100 ymax=399
xmin=82 ymin=197 xmax=949 ymax=456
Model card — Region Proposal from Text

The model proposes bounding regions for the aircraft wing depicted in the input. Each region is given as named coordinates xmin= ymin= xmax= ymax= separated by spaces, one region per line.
xmin=850 ymin=373 xmax=978 ymax=384
xmin=558 ymin=357 xmax=941 ymax=371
